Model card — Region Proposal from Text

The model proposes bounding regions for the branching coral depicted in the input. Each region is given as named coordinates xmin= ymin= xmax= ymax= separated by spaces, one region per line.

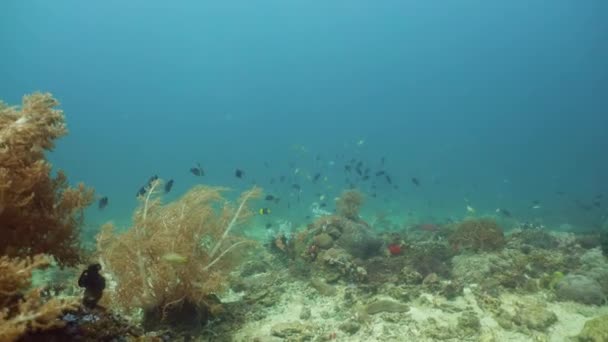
xmin=0 ymin=93 xmax=94 ymax=265
xmin=448 ymin=218 xmax=505 ymax=252
xmin=0 ymin=255 xmax=78 ymax=341
xmin=97 ymin=181 xmax=261 ymax=328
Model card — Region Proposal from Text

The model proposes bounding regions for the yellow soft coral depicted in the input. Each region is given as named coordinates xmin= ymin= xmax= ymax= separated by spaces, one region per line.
xmin=0 ymin=255 xmax=78 ymax=341
xmin=97 ymin=181 xmax=261 ymax=323
xmin=0 ymin=93 xmax=94 ymax=265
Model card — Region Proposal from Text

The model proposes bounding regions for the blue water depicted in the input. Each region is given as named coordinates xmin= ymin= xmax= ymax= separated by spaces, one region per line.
xmin=2 ymin=1 xmax=607 ymax=238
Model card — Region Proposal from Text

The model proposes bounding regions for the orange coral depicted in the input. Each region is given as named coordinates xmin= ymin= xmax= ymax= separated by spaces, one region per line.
xmin=96 ymin=181 xmax=261 ymax=320
xmin=0 ymin=255 xmax=78 ymax=341
xmin=0 ymin=93 xmax=94 ymax=265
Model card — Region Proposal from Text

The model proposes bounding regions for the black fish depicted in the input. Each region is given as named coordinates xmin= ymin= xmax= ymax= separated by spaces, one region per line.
xmin=235 ymin=169 xmax=244 ymax=178
xmin=98 ymin=196 xmax=108 ymax=209
xmin=362 ymin=175 xmax=370 ymax=181
xmin=375 ymin=171 xmax=385 ymax=177
xmin=385 ymin=175 xmax=392 ymax=184
xmin=356 ymin=168 xmax=363 ymax=176
xmin=292 ymin=184 xmax=301 ymax=191
xmin=190 ymin=163 xmax=204 ymax=176
xmin=265 ymin=223 xmax=273 ymax=229
xmin=320 ymin=202 xmax=327 ymax=207
xmin=136 ymin=186 xmax=146 ymax=197
xmin=380 ymin=157 xmax=385 ymax=165
xmin=78 ymin=264 xmax=105 ymax=309
xmin=147 ymin=175 xmax=159 ymax=185
xmin=265 ymin=194 xmax=275 ymax=201
xmin=344 ymin=165 xmax=352 ymax=173
xmin=164 ymin=179 xmax=174 ymax=193
xmin=313 ymin=173 xmax=321 ymax=182
xmin=411 ymin=177 xmax=420 ymax=186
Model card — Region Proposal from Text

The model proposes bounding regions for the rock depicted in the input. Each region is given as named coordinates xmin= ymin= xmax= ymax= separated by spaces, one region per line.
xmin=339 ymin=321 xmax=360 ymax=335
xmin=400 ymin=266 xmax=423 ymax=284
xmin=457 ymin=311 xmax=481 ymax=336
xmin=422 ymin=273 xmax=439 ymax=286
xmin=270 ymin=322 xmax=311 ymax=339
xmin=556 ymin=274 xmax=605 ymax=305
xmin=299 ymin=307 xmax=311 ymax=320
xmin=314 ymin=233 xmax=334 ymax=249
xmin=244 ymin=289 xmax=269 ymax=303
xmin=512 ymin=300 xmax=557 ymax=331
xmin=310 ymin=278 xmax=337 ymax=296
xmin=240 ymin=260 xmax=268 ymax=277
xmin=365 ymin=299 xmax=409 ymax=315
xmin=577 ymin=315 xmax=608 ymax=342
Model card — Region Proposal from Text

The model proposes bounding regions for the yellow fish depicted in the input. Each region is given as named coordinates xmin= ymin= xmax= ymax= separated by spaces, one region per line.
xmin=466 ymin=205 xmax=476 ymax=214
xmin=161 ymin=252 xmax=188 ymax=264
xmin=259 ymin=208 xmax=271 ymax=215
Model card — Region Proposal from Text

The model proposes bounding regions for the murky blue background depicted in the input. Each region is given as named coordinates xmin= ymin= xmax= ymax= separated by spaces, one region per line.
xmin=2 ymin=1 xmax=607 ymax=236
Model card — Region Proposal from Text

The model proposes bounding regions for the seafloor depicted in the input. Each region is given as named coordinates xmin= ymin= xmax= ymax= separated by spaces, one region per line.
xmin=3 ymin=94 xmax=608 ymax=341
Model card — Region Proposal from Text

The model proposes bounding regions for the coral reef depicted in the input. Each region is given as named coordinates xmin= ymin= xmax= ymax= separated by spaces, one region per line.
xmin=0 ymin=255 xmax=78 ymax=341
xmin=96 ymin=181 xmax=261 ymax=331
xmin=448 ymin=218 xmax=505 ymax=252
xmin=509 ymin=227 xmax=559 ymax=250
xmin=0 ymin=93 xmax=94 ymax=265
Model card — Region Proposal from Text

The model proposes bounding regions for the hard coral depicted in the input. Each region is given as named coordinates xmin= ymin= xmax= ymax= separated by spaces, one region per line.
xmin=449 ymin=218 xmax=505 ymax=252
xmin=97 ymin=181 xmax=261 ymax=330
xmin=0 ymin=93 xmax=94 ymax=265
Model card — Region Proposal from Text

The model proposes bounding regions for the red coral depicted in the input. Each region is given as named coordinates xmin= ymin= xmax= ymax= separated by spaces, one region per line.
xmin=387 ymin=243 xmax=402 ymax=256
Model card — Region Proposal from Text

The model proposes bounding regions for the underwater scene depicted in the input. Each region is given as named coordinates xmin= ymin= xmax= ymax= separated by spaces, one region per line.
xmin=1 ymin=1 xmax=608 ymax=341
